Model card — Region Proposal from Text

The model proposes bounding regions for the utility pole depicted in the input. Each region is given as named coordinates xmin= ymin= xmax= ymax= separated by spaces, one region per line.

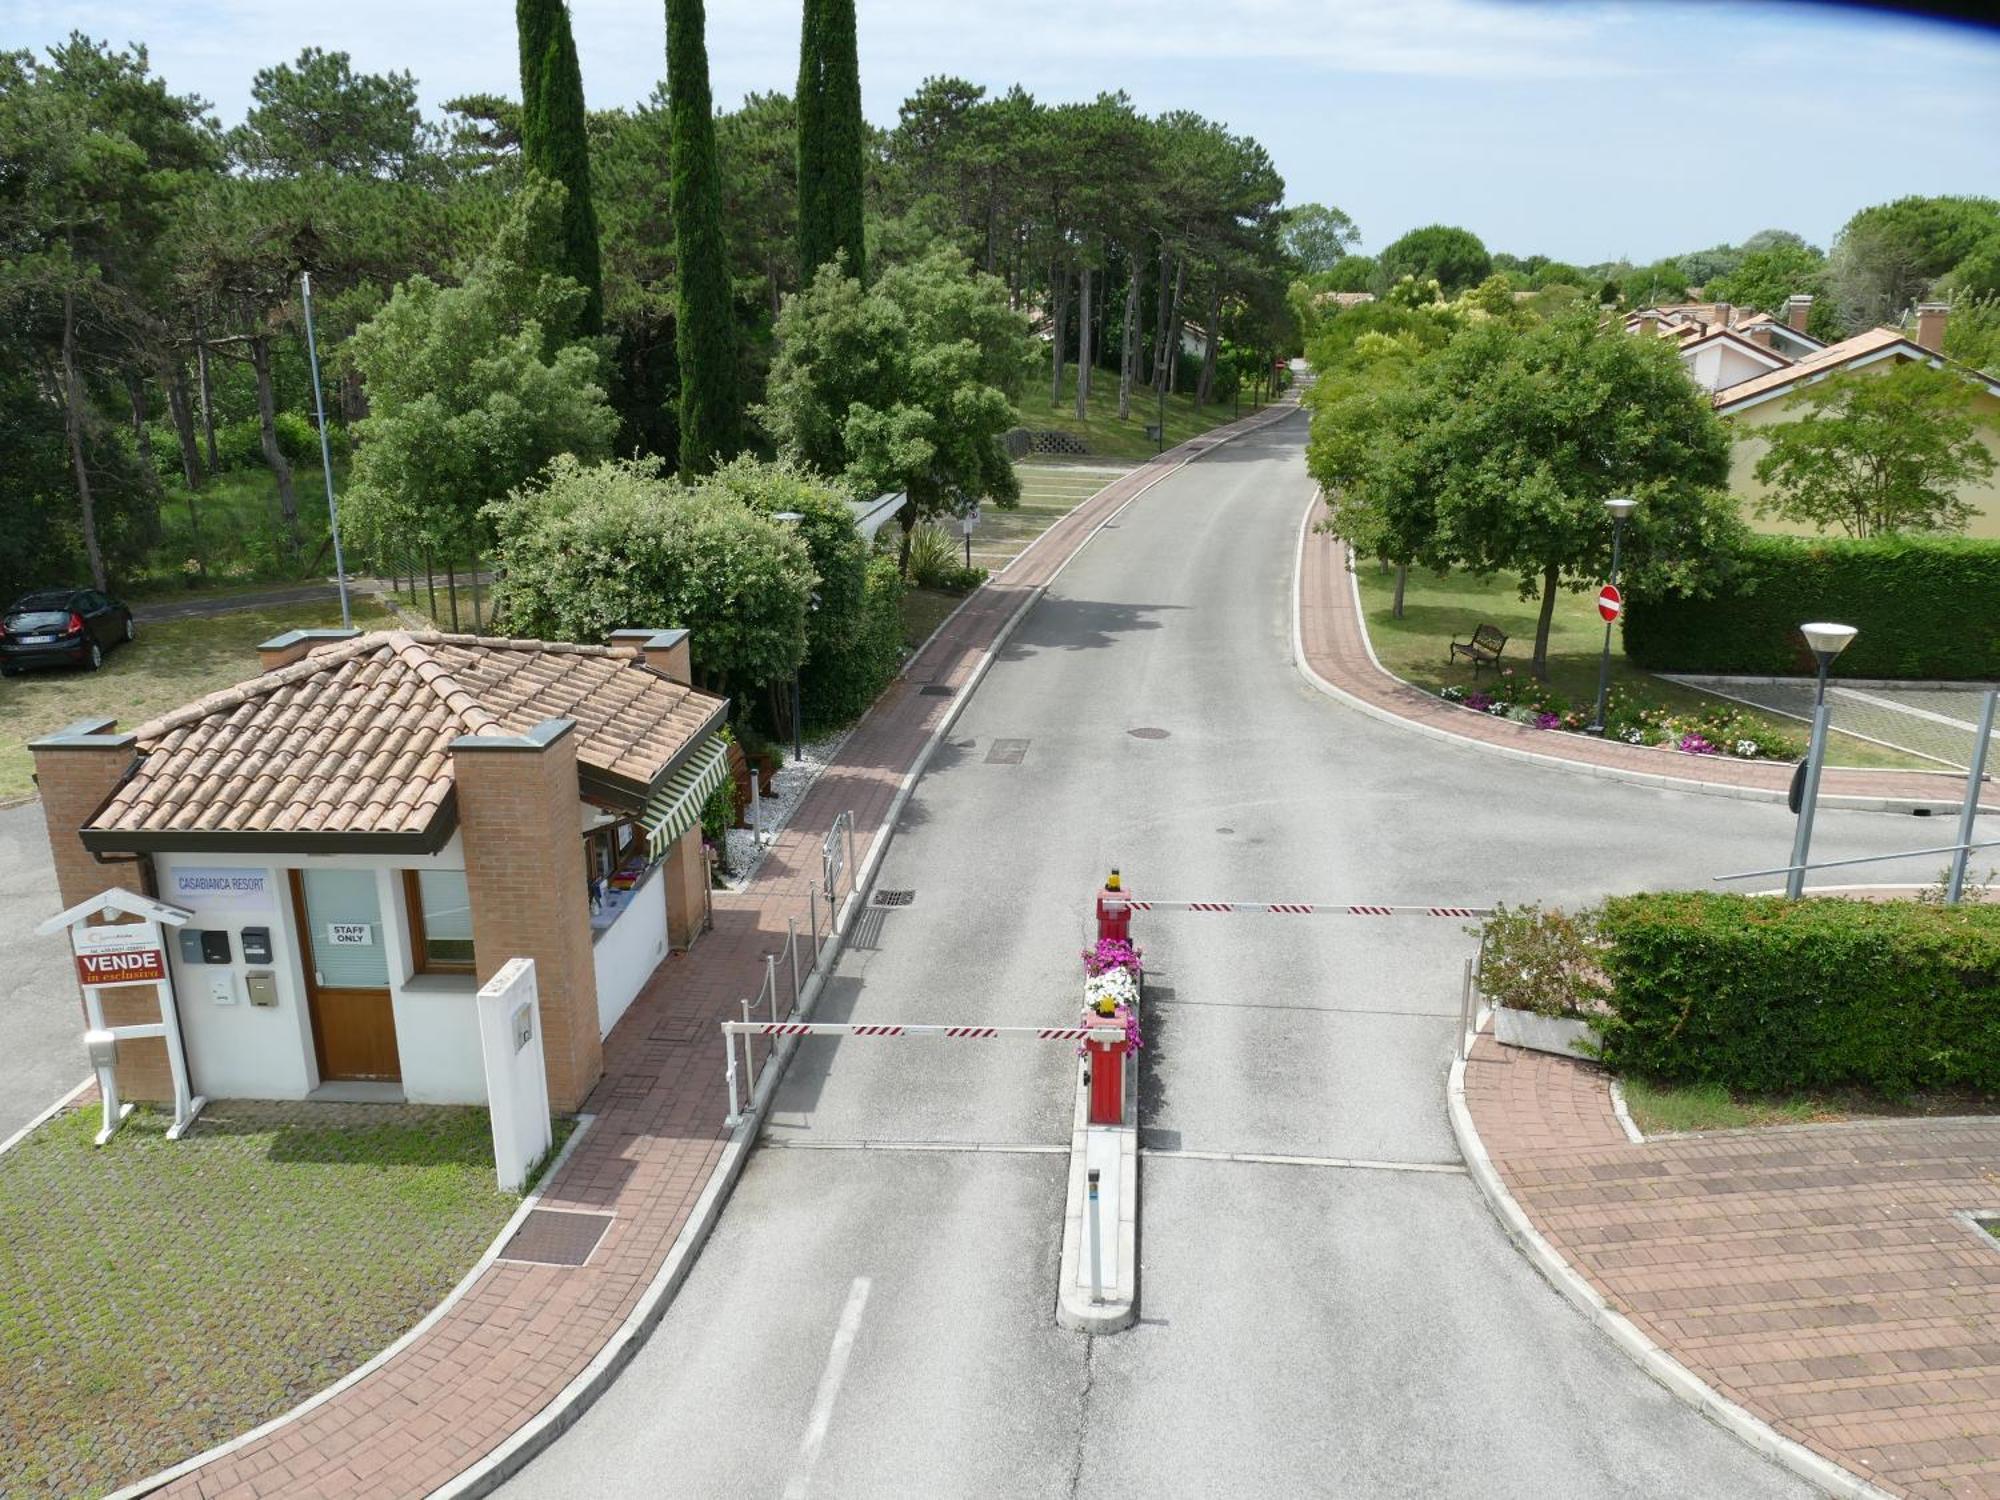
xmin=300 ymin=272 xmax=351 ymax=629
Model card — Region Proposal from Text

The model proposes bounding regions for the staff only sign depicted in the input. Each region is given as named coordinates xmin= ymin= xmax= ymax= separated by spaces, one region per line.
xmin=73 ymin=922 xmax=170 ymax=987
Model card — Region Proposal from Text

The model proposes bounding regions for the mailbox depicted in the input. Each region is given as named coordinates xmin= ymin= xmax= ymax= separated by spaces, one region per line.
xmin=242 ymin=927 xmax=273 ymax=964
xmin=245 ymin=971 xmax=279 ymax=1008
xmin=200 ymin=929 xmax=232 ymax=964
xmin=178 ymin=928 xmax=207 ymax=964
xmin=84 ymin=1029 xmax=119 ymax=1070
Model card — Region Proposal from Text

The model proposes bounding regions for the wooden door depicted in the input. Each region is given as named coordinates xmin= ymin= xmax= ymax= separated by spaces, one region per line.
xmin=290 ymin=869 xmax=401 ymax=1082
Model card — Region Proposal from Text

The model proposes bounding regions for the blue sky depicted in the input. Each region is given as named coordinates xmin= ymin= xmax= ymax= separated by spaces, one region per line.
xmin=11 ymin=0 xmax=1999 ymax=264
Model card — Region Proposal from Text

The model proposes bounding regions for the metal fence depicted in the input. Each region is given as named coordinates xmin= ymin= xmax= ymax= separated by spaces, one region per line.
xmin=373 ymin=546 xmax=492 ymax=632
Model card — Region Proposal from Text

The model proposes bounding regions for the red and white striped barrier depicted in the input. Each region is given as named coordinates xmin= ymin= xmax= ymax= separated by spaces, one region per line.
xmin=1116 ymin=901 xmax=1491 ymax=918
xmin=723 ymin=1020 xmax=1127 ymax=1043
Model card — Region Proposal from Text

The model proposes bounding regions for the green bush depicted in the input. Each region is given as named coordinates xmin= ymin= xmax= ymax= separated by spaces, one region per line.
xmin=213 ymin=413 xmax=323 ymax=473
xmin=1596 ymin=892 xmax=2000 ymax=1092
xmin=1478 ymin=903 xmax=1609 ymax=1019
xmin=802 ymin=555 xmax=905 ymax=730
xmin=1623 ymin=534 xmax=2000 ymax=680
xmin=906 ymin=524 xmax=961 ymax=589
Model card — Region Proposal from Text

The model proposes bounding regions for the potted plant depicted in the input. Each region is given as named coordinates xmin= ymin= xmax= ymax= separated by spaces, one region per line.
xmin=1477 ymin=902 xmax=1608 ymax=1059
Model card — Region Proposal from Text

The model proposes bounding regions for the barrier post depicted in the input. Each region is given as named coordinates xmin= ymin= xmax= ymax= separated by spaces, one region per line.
xmin=787 ymin=918 xmax=802 ymax=1012
xmin=1086 ymin=1168 xmax=1104 ymax=1306
xmin=1087 ymin=1034 xmax=1126 ymax=1125
xmin=723 ymin=1027 xmax=743 ymax=1126
xmin=765 ymin=955 xmax=781 ymax=1023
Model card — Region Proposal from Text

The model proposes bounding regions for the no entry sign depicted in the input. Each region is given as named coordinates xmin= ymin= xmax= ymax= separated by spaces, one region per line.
xmin=1597 ymin=584 xmax=1624 ymax=622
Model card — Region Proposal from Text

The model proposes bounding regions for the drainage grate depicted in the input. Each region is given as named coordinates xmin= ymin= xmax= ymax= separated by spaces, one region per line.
xmin=497 ymin=1208 xmax=614 ymax=1267
xmin=919 ymin=684 xmax=955 ymax=697
xmin=1127 ymin=727 xmax=1170 ymax=740
xmin=873 ymin=889 xmax=916 ymax=907
xmin=986 ymin=738 xmax=1030 ymax=764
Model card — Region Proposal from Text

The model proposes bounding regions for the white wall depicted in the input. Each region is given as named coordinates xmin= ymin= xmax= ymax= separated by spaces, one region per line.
xmin=593 ymin=863 xmax=668 ymax=1038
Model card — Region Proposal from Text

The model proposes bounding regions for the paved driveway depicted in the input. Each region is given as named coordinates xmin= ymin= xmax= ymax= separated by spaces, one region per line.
xmin=0 ymin=799 xmax=85 ymax=1139
xmin=497 ymin=410 xmax=1928 ymax=1496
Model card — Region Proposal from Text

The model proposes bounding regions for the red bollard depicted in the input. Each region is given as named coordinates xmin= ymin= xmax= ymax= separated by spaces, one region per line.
xmin=1087 ymin=1034 xmax=1126 ymax=1124
xmin=1095 ymin=869 xmax=1131 ymax=945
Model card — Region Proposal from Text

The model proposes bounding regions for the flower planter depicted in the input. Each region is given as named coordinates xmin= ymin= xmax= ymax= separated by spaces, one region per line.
xmin=1492 ymin=1004 xmax=1600 ymax=1060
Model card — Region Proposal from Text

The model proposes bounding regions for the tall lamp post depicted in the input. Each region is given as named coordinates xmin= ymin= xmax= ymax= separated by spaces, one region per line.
xmin=1584 ymin=496 xmax=1638 ymax=736
xmin=773 ymin=511 xmax=807 ymax=761
xmin=299 ymin=272 xmax=351 ymax=629
xmin=1786 ymin=621 xmax=1858 ymax=898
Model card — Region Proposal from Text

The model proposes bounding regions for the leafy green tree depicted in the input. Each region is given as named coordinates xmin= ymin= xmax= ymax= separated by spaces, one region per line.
xmin=667 ymin=0 xmax=739 ymax=472
xmin=1282 ymin=203 xmax=1361 ymax=275
xmin=516 ymin=0 xmax=603 ymax=333
xmin=1704 ymin=241 xmax=1828 ymax=326
xmin=490 ymin=454 xmax=813 ymax=696
xmin=1529 ymin=260 xmax=1587 ymax=290
xmin=230 ymin=49 xmax=438 ymax=180
xmin=1750 ymin=362 xmax=1997 ymax=538
xmin=1320 ymin=311 xmax=1740 ymax=676
xmin=1828 ymin=195 xmax=2000 ymax=330
xmin=1943 ymin=294 xmax=2000 ymax=378
xmin=342 ymin=180 xmax=616 ymax=560
xmin=1620 ymin=258 xmax=1689 ymax=307
xmin=1377 ymin=224 xmax=1490 ymax=296
xmin=1944 ymin=234 xmax=2000 ymax=304
xmin=1317 ymin=255 xmax=1377 ymax=294
xmin=1674 ymin=243 xmax=1742 ymax=287
xmin=0 ymin=37 xmax=215 ymax=589
xmin=759 ymin=247 xmax=1032 ymax=567
xmin=796 ymin=0 xmax=865 ymax=285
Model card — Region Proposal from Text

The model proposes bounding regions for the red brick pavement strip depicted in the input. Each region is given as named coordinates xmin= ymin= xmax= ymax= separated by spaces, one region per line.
xmin=1294 ymin=497 xmax=1993 ymax=814
xmin=127 ymin=401 xmax=1299 ymax=1500
xmin=1462 ymin=1034 xmax=2000 ymax=1500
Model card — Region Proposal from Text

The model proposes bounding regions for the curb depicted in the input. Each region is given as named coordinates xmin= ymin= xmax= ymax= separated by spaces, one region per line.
xmin=0 ymin=1074 xmax=93 ymax=1162
xmin=1291 ymin=500 xmax=1986 ymax=817
xmin=427 ymin=393 xmax=1295 ymax=1494
xmin=1446 ymin=1054 xmax=1896 ymax=1500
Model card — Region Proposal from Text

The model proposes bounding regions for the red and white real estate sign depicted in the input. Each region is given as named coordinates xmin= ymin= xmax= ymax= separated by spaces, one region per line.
xmin=1597 ymin=584 xmax=1624 ymax=622
xmin=72 ymin=922 xmax=169 ymax=988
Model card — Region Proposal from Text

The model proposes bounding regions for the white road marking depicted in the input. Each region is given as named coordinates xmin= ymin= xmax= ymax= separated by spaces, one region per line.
xmin=782 ymin=1276 xmax=872 ymax=1500
xmin=1141 ymin=1147 xmax=1467 ymax=1176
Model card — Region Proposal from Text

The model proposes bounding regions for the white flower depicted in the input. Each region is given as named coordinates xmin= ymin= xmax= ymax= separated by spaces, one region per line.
xmin=1733 ymin=739 xmax=1760 ymax=759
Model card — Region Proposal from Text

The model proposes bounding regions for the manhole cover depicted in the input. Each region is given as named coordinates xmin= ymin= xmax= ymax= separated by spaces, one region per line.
xmin=873 ymin=889 xmax=916 ymax=907
xmin=919 ymin=684 xmax=955 ymax=697
xmin=498 ymin=1209 xmax=613 ymax=1267
xmin=1127 ymin=727 xmax=1170 ymax=740
xmin=986 ymin=738 xmax=1030 ymax=764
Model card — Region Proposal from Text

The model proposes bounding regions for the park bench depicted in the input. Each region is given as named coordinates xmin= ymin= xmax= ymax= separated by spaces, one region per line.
xmin=1449 ymin=623 xmax=1508 ymax=675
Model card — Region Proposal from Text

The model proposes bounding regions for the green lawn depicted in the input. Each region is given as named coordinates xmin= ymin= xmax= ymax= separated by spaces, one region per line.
xmin=0 ymin=1100 xmax=553 ymax=1497
xmin=0 ymin=596 xmax=396 ymax=801
xmin=1013 ymin=362 xmax=1268 ymax=462
xmin=899 ymin=586 xmax=964 ymax=650
xmin=1620 ymin=1076 xmax=2000 ymax=1135
xmin=1353 ymin=564 xmax=1927 ymax=771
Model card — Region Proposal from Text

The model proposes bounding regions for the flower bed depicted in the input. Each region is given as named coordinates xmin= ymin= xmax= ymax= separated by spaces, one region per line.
xmin=1081 ymin=938 xmax=1144 ymax=1051
xmin=1439 ymin=671 xmax=1800 ymax=761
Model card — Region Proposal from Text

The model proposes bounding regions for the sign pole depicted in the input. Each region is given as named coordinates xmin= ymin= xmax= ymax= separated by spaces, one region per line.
xmin=1947 ymin=689 xmax=1997 ymax=903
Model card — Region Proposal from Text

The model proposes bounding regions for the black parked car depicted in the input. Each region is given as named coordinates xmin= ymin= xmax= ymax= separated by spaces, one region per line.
xmin=0 ymin=589 xmax=135 ymax=674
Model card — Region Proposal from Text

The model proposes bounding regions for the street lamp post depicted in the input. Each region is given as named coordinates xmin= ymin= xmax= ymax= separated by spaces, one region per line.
xmin=774 ymin=511 xmax=807 ymax=761
xmin=1584 ymin=496 xmax=1638 ymax=736
xmin=1786 ymin=621 xmax=1859 ymax=898
xmin=299 ymin=272 xmax=351 ymax=629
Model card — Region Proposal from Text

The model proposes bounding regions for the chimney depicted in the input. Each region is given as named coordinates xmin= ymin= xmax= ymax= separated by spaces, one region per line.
xmin=256 ymin=628 xmax=359 ymax=673
xmin=1711 ymin=302 xmax=1731 ymax=331
xmin=1785 ymin=294 xmax=1813 ymax=333
xmin=1915 ymin=302 xmax=1949 ymax=354
xmin=609 ymin=628 xmax=692 ymax=686
xmin=1638 ymin=313 xmax=1658 ymax=337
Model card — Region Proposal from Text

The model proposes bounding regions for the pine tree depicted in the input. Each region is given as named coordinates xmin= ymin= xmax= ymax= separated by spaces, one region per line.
xmin=667 ymin=0 xmax=738 ymax=471
xmin=796 ymin=0 xmax=865 ymax=285
xmin=516 ymin=0 xmax=603 ymax=334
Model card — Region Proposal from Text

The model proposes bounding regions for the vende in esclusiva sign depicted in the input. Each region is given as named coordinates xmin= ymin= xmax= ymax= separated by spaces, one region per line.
xmin=72 ymin=922 xmax=169 ymax=988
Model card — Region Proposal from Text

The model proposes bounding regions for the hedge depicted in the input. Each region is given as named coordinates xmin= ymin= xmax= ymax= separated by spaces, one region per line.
xmin=1622 ymin=534 xmax=2000 ymax=680
xmin=801 ymin=554 xmax=906 ymax=731
xmin=1595 ymin=892 xmax=2000 ymax=1093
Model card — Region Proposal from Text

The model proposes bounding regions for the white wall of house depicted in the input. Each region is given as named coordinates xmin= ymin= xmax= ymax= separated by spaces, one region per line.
xmin=1683 ymin=340 xmax=1780 ymax=393
xmin=593 ymin=861 xmax=668 ymax=1039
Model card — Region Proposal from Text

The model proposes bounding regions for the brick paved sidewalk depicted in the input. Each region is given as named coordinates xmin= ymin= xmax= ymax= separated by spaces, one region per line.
xmin=1297 ymin=499 xmax=1991 ymax=812
xmin=1464 ymin=1035 xmax=2000 ymax=1500
xmin=131 ymin=402 xmax=1297 ymax=1500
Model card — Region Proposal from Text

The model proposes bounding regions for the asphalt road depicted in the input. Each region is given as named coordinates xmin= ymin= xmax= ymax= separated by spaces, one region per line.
xmin=0 ymin=799 xmax=87 ymax=1139
xmin=501 ymin=410 xmax=1942 ymax=1497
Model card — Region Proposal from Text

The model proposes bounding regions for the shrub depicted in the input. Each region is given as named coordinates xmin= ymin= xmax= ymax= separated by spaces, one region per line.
xmin=213 ymin=412 xmax=323 ymax=472
xmin=906 ymin=524 xmax=962 ymax=589
xmin=1595 ymin=892 xmax=2000 ymax=1093
xmin=1623 ymin=534 xmax=2000 ymax=680
xmin=1477 ymin=903 xmax=1610 ymax=1019
xmin=801 ymin=554 xmax=905 ymax=730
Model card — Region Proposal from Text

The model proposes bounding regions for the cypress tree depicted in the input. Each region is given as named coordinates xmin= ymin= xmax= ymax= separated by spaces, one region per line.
xmin=667 ymin=0 xmax=738 ymax=471
xmin=516 ymin=0 xmax=604 ymax=334
xmin=796 ymin=0 xmax=865 ymax=286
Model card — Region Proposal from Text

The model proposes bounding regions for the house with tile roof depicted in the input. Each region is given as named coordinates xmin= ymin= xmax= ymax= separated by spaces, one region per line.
xmin=32 ymin=626 xmax=729 ymax=1114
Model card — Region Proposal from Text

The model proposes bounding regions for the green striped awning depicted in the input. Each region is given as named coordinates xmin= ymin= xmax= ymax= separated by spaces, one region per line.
xmin=641 ymin=736 xmax=731 ymax=859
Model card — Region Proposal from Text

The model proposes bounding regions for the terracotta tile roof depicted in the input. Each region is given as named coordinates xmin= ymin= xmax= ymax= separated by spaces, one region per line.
xmin=1711 ymin=325 xmax=1914 ymax=410
xmin=85 ymin=632 xmax=726 ymax=849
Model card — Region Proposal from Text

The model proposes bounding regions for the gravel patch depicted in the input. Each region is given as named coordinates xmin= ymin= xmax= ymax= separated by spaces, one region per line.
xmin=719 ymin=727 xmax=852 ymax=889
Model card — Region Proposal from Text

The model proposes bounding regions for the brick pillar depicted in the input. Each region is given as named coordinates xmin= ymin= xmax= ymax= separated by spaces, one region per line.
xmin=664 ymin=825 xmax=708 ymax=951
xmin=607 ymin=627 xmax=692 ymax=686
xmin=30 ymin=719 xmax=170 ymax=1100
xmin=453 ymin=718 xmax=603 ymax=1112
xmin=256 ymin=627 xmax=359 ymax=673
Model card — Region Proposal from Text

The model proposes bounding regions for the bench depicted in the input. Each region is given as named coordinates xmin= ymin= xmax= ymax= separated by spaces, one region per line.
xmin=1449 ymin=623 xmax=1508 ymax=675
